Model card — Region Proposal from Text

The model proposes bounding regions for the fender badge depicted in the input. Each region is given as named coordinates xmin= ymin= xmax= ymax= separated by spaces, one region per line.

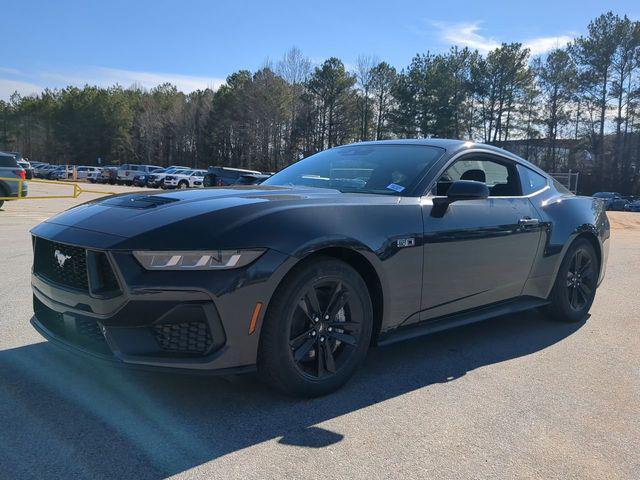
xmin=397 ymin=238 xmax=416 ymax=248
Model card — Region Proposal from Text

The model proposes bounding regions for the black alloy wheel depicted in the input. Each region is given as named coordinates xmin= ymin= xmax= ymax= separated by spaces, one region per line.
xmin=565 ymin=247 xmax=596 ymax=311
xmin=289 ymin=279 xmax=362 ymax=379
xmin=545 ymin=238 xmax=598 ymax=322
xmin=258 ymin=257 xmax=372 ymax=397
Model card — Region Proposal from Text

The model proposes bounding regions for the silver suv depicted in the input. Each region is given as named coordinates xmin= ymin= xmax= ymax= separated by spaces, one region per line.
xmin=0 ymin=152 xmax=28 ymax=209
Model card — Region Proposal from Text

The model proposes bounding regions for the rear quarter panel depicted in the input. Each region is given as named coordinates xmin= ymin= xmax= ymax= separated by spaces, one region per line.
xmin=523 ymin=189 xmax=609 ymax=298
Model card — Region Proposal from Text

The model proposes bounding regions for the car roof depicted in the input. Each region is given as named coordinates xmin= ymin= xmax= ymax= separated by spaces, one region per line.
xmin=340 ymin=139 xmax=547 ymax=176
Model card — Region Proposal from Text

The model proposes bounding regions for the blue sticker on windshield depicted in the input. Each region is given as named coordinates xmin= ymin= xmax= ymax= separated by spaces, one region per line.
xmin=386 ymin=183 xmax=405 ymax=193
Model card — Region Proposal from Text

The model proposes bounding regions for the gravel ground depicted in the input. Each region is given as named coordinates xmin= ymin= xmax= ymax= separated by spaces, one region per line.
xmin=0 ymin=184 xmax=638 ymax=480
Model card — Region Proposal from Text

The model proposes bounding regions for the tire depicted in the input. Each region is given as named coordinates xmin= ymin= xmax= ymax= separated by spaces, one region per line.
xmin=178 ymin=180 xmax=189 ymax=189
xmin=258 ymin=256 xmax=373 ymax=397
xmin=544 ymin=238 xmax=599 ymax=323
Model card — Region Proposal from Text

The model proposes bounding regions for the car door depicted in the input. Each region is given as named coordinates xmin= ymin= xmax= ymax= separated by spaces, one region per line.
xmin=417 ymin=153 xmax=543 ymax=323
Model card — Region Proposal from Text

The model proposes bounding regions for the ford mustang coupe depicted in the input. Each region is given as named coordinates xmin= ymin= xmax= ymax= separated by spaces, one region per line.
xmin=30 ymin=140 xmax=609 ymax=396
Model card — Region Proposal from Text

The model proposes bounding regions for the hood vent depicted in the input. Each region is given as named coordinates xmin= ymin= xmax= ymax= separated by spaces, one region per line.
xmin=101 ymin=194 xmax=179 ymax=209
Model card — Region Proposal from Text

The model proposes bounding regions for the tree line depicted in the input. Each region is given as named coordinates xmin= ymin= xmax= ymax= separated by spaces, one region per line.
xmin=1 ymin=11 xmax=639 ymax=193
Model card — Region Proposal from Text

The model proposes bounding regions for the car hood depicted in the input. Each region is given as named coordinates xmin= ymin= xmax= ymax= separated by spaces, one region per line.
xmin=33 ymin=185 xmax=398 ymax=250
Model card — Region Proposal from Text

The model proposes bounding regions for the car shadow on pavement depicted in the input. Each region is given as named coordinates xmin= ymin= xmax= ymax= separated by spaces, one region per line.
xmin=0 ymin=309 xmax=584 ymax=479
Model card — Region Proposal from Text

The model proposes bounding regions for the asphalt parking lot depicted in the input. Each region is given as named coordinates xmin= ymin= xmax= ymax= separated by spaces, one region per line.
xmin=0 ymin=183 xmax=639 ymax=480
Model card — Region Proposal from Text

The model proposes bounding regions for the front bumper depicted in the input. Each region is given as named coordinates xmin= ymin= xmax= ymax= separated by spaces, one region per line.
xmin=30 ymin=233 xmax=295 ymax=373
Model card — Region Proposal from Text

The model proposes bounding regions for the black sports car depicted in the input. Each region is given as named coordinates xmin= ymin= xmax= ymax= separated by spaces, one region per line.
xmin=30 ymin=140 xmax=609 ymax=396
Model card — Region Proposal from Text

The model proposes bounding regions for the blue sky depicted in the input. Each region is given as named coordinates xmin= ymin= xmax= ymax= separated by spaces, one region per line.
xmin=1 ymin=0 xmax=636 ymax=99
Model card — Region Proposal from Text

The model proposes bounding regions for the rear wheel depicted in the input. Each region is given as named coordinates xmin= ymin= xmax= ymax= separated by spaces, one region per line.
xmin=545 ymin=238 xmax=598 ymax=322
xmin=258 ymin=257 xmax=373 ymax=397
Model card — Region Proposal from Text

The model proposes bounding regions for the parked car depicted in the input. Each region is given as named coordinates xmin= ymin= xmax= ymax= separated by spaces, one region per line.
xmin=624 ymin=199 xmax=640 ymax=212
xmin=97 ymin=167 xmax=118 ymax=185
xmin=233 ymin=173 xmax=272 ymax=185
xmin=74 ymin=166 xmax=102 ymax=181
xmin=0 ymin=151 xmax=33 ymax=180
xmin=50 ymin=166 xmax=75 ymax=180
xmin=0 ymin=152 xmax=27 ymax=208
xmin=29 ymin=139 xmax=609 ymax=397
xmin=163 ymin=169 xmax=207 ymax=189
xmin=159 ymin=169 xmax=189 ymax=189
xmin=34 ymin=164 xmax=55 ymax=178
xmin=132 ymin=167 xmax=164 ymax=187
xmin=148 ymin=166 xmax=190 ymax=188
xmin=203 ymin=166 xmax=262 ymax=187
xmin=52 ymin=165 xmax=74 ymax=180
xmin=592 ymin=192 xmax=628 ymax=211
xmin=116 ymin=164 xmax=162 ymax=185
xmin=17 ymin=159 xmax=34 ymax=179
xmin=86 ymin=167 xmax=103 ymax=183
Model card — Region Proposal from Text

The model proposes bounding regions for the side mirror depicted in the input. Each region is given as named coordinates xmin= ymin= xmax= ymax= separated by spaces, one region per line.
xmin=431 ymin=180 xmax=489 ymax=217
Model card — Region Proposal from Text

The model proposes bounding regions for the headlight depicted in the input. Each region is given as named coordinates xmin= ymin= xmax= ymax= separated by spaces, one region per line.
xmin=133 ymin=249 xmax=265 ymax=270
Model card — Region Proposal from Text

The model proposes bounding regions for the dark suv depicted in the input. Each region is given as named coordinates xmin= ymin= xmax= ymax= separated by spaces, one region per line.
xmin=0 ymin=152 xmax=28 ymax=208
xmin=203 ymin=166 xmax=262 ymax=187
xmin=592 ymin=192 xmax=629 ymax=211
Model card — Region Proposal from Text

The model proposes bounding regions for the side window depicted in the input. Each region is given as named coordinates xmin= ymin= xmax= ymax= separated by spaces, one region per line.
xmin=121 ymin=164 xmax=130 ymax=170
xmin=435 ymin=156 xmax=522 ymax=197
xmin=517 ymin=164 xmax=548 ymax=195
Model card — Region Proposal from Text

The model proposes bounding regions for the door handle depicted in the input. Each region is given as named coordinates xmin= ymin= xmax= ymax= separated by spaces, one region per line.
xmin=518 ymin=217 xmax=540 ymax=227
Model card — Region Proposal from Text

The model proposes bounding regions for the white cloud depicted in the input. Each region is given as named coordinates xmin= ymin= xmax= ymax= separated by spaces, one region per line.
xmin=435 ymin=21 xmax=499 ymax=53
xmin=83 ymin=67 xmax=225 ymax=92
xmin=431 ymin=21 xmax=573 ymax=55
xmin=0 ymin=67 xmax=23 ymax=75
xmin=0 ymin=66 xmax=226 ymax=100
xmin=524 ymin=36 xmax=573 ymax=55
xmin=0 ymin=78 xmax=42 ymax=99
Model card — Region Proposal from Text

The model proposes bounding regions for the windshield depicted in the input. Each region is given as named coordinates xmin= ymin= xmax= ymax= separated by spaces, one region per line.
xmin=263 ymin=144 xmax=443 ymax=195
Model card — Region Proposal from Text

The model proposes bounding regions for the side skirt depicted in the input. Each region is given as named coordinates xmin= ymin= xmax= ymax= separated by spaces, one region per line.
xmin=377 ymin=296 xmax=549 ymax=347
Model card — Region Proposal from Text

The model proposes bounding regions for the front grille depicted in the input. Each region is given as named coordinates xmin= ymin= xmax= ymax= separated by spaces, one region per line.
xmin=34 ymin=238 xmax=89 ymax=291
xmin=152 ymin=321 xmax=213 ymax=356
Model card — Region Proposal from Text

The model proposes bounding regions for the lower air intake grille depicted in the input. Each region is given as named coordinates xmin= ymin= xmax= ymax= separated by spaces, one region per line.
xmin=152 ymin=321 xmax=213 ymax=356
xmin=76 ymin=318 xmax=107 ymax=344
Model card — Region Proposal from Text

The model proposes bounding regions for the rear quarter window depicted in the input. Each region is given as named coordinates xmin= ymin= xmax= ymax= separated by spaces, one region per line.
xmin=0 ymin=156 xmax=18 ymax=167
xmin=517 ymin=165 xmax=548 ymax=195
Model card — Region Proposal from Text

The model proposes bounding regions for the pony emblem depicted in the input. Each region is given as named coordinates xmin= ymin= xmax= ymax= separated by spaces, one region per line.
xmin=54 ymin=249 xmax=72 ymax=268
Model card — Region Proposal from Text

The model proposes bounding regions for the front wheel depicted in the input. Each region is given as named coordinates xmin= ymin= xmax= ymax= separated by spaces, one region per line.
xmin=544 ymin=238 xmax=599 ymax=323
xmin=178 ymin=180 xmax=189 ymax=189
xmin=258 ymin=257 xmax=373 ymax=397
